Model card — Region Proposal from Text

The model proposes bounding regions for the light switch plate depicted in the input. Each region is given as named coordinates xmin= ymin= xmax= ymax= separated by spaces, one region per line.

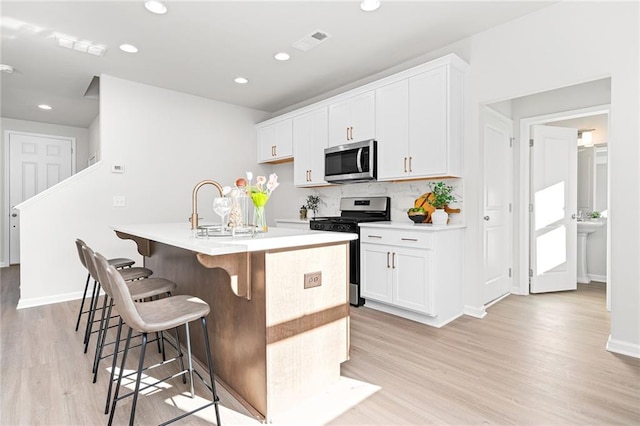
xmin=304 ymin=271 xmax=322 ymax=289
xmin=113 ymin=196 xmax=126 ymax=207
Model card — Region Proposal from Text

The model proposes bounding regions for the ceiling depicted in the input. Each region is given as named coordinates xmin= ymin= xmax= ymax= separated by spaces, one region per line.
xmin=1 ymin=1 xmax=555 ymax=128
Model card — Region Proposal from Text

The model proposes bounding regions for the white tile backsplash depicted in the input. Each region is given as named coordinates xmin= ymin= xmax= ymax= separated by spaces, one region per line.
xmin=309 ymin=178 xmax=464 ymax=224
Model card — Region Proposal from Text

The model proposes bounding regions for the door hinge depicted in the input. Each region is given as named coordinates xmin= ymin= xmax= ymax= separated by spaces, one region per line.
xmin=529 ymin=203 xmax=534 ymax=213
xmin=529 ymin=139 xmax=534 ymax=147
xmin=509 ymin=203 xmax=512 ymax=213
xmin=509 ymin=137 xmax=514 ymax=148
xmin=529 ymin=269 xmax=533 ymax=277
xmin=508 ymin=267 xmax=512 ymax=278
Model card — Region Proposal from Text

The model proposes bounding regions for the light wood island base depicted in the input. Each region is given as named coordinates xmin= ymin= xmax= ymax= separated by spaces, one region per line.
xmin=117 ymin=231 xmax=350 ymax=423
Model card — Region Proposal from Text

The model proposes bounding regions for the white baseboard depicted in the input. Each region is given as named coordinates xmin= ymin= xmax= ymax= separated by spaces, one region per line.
xmin=588 ymin=274 xmax=606 ymax=282
xmin=463 ymin=304 xmax=487 ymax=319
xmin=0 ymin=261 xmax=8 ymax=268
xmin=606 ymin=335 xmax=640 ymax=359
xmin=363 ymin=300 xmax=462 ymax=328
xmin=17 ymin=291 xmax=84 ymax=310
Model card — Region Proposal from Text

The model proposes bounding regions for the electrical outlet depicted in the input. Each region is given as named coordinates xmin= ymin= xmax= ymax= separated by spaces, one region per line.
xmin=304 ymin=272 xmax=322 ymax=289
xmin=113 ymin=196 xmax=126 ymax=207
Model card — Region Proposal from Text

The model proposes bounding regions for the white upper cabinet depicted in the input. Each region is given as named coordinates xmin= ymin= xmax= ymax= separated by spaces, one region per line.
xmin=328 ymin=91 xmax=375 ymax=147
xmin=293 ymin=107 xmax=328 ymax=187
xmin=257 ymin=118 xmax=293 ymax=163
xmin=376 ymin=63 xmax=464 ymax=180
xmin=376 ymin=79 xmax=410 ymax=179
xmin=255 ymin=54 xmax=467 ymax=176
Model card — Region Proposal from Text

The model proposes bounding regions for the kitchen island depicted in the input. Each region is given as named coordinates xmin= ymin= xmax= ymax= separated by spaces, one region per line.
xmin=113 ymin=223 xmax=357 ymax=422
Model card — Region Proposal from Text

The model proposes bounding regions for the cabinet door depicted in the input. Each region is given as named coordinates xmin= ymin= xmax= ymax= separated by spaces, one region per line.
xmin=328 ymin=91 xmax=375 ymax=147
xmin=349 ymin=91 xmax=376 ymax=142
xmin=328 ymin=101 xmax=351 ymax=147
xmin=361 ymin=243 xmax=393 ymax=303
xmin=257 ymin=119 xmax=293 ymax=163
xmin=393 ymin=247 xmax=434 ymax=315
xmin=257 ymin=124 xmax=277 ymax=163
xmin=293 ymin=108 xmax=328 ymax=187
xmin=409 ymin=67 xmax=448 ymax=177
xmin=376 ymin=80 xmax=410 ymax=180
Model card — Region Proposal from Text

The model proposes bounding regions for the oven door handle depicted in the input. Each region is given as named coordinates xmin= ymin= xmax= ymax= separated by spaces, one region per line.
xmin=356 ymin=147 xmax=363 ymax=173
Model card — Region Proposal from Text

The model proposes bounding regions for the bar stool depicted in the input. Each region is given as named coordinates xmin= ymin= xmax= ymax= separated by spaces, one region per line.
xmin=74 ymin=239 xmax=134 ymax=332
xmin=75 ymin=239 xmax=154 ymax=354
xmin=93 ymin=252 xmax=222 ymax=426
xmin=81 ymin=244 xmax=177 ymax=384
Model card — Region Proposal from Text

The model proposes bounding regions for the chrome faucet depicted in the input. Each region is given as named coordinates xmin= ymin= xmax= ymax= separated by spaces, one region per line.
xmin=191 ymin=180 xmax=223 ymax=229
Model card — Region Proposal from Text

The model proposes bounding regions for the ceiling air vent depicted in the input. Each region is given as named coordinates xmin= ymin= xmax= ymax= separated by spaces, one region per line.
xmin=292 ymin=30 xmax=332 ymax=52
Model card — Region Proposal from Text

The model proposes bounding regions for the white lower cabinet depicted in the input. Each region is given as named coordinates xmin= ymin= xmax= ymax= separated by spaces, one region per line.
xmin=360 ymin=224 xmax=464 ymax=327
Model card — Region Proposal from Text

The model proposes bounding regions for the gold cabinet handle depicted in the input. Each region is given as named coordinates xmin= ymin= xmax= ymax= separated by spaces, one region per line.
xmin=308 ymin=170 xmax=312 ymax=182
xmin=403 ymin=157 xmax=407 ymax=173
xmin=392 ymin=252 xmax=396 ymax=269
xmin=387 ymin=252 xmax=390 ymax=268
xmin=350 ymin=126 xmax=354 ymax=140
xmin=346 ymin=127 xmax=349 ymax=141
xmin=409 ymin=156 xmax=413 ymax=172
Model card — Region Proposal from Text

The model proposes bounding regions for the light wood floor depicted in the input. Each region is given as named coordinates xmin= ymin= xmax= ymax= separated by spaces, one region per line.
xmin=1 ymin=266 xmax=638 ymax=425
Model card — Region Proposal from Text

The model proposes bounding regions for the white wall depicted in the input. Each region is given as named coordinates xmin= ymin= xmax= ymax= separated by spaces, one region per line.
xmin=469 ymin=1 xmax=639 ymax=356
xmin=88 ymin=114 xmax=100 ymax=164
xmin=16 ymin=75 xmax=268 ymax=307
xmin=0 ymin=117 xmax=91 ymax=266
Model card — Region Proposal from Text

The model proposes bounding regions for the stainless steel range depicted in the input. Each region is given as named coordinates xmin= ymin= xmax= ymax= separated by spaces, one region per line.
xmin=310 ymin=196 xmax=390 ymax=306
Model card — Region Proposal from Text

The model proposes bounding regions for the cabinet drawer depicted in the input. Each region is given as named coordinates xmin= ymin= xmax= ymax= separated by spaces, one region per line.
xmin=360 ymin=228 xmax=433 ymax=248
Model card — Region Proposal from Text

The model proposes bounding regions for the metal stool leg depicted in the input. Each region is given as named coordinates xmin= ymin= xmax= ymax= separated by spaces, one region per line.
xmin=108 ymin=326 xmax=133 ymax=425
xmin=128 ymin=332 xmax=148 ymax=426
xmin=201 ymin=317 xmax=222 ymax=426
xmin=74 ymin=272 xmax=91 ymax=331
xmin=83 ymin=281 xmax=102 ymax=353
xmin=93 ymin=296 xmax=114 ymax=382
xmin=105 ymin=318 xmax=124 ymax=415
xmin=82 ymin=280 xmax=99 ymax=345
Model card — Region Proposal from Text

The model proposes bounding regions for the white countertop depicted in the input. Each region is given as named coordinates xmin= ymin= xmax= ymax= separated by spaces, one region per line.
xmin=113 ymin=222 xmax=357 ymax=256
xmin=358 ymin=221 xmax=466 ymax=231
xmin=275 ymin=218 xmax=311 ymax=224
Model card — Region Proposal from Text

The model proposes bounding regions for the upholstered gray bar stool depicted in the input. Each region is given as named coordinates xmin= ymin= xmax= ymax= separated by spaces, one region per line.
xmin=74 ymin=239 xmax=135 ymax=332
xmin=94 ymin=252 xmax=222 ymax=426
xmin=75 ymin=239 xmax=153 ymax=354
xmin=81 ymin=244 xmax=177 ymax=384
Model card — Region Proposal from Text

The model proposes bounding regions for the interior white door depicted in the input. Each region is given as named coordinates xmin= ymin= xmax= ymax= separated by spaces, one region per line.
xmin=9 ymin=132 xmax=73 ymax=264
xmin=530 ymin=125 xmax=577 ymax=293
xmin=483 ymin=108 xmax=513 ymax=304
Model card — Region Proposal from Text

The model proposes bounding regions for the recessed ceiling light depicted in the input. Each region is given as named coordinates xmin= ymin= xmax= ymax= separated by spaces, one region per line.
xmin=360 ymin=0 xmax=380 ymax=12
xmin=144 ymin=0 xmax=167 ymax=15
xmin=234 ymin=77 xmax=249 ymax=84
xmin=0 ymin=64 xmax=14 ymax=73
xmin=119 ymin=44 xmax=138 ymax=53
xmin=274 ymin=52 xmax=290 ymax=61
xmin=38 ymin=104 xmax=52 ymax=110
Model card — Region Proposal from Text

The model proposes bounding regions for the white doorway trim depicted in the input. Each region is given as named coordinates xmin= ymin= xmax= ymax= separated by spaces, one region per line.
xmin=517 ymin=105 xmax=610 ymax=301
xmin=3 ymin=130 xmax=77 ymax=266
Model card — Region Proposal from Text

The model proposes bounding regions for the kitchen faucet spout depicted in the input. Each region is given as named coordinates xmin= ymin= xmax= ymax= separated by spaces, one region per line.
xmin=191 ymin=180 xmax=223 ymax=229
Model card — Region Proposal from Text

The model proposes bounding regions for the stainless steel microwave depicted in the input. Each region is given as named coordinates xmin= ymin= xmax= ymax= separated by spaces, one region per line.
xmin=324 ymin=139 xmax=377 ymax=184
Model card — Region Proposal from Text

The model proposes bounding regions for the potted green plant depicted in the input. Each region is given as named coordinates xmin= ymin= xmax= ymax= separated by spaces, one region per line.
xmin=427 ymin=182 xmax=456 ymax=225
xmin=305 ymin=195 xmax=321 ymax=218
